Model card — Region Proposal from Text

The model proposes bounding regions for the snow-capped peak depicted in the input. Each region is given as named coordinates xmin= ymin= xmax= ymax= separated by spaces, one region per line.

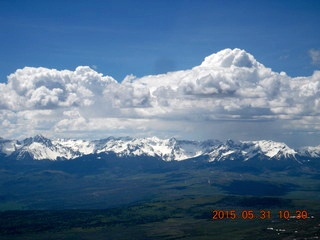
xmin=298 ymin=145 xmax=320 ymax=158
xmin=251 ymin=140 xmax=297 ymax=159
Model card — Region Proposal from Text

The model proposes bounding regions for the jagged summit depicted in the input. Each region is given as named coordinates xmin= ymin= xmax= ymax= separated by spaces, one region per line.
xmin=23 ymin=134 xmax=51 ymax=145
xmin=199 ymin=48 xmax=260 ymax=68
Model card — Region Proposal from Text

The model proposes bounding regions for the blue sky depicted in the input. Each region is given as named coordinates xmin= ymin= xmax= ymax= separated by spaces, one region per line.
xmin=0 ymin=0 xmax=320 ymax=147
xmin=0 ymin=0 xmax=319 ymax=82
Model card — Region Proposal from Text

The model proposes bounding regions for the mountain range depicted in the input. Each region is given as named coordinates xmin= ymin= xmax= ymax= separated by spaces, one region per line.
xmin=0 ymin=135 xmax=319 ymax=163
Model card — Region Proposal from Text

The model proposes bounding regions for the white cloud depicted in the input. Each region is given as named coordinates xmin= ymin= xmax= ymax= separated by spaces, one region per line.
xmin=1 ymin=48 xmax=320 ymax=146
xmin=309 ymin=49 xmax=320 ymax=66
xmin=1 ymin=66 xmax=116 ymax=110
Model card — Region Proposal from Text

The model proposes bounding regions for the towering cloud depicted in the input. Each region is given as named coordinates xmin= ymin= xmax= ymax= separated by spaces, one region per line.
xmin=0 ymin=49 xmax=319 ymax=146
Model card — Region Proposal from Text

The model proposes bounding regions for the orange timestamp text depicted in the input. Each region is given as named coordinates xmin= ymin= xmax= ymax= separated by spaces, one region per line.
xmin=212 ymin=210 xmax=309 ymax=220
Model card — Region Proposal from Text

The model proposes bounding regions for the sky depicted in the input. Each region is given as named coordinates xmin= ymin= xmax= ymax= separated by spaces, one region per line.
xmin=0 ymin=0 xmax=320 ymax=147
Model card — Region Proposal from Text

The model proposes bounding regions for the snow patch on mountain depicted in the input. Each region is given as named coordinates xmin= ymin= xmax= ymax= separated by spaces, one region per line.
xmin=53 ymin=139 xmax=95 ymax=155
xmin=26 ymin=142 xmax=62 ymax=160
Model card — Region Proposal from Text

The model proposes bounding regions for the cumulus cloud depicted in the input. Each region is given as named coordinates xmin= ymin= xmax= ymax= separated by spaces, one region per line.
xmin=1 ymin=48 xmax=320 ymax=146
xmin=1 ymin=66 xmax=116 ymax=110
xmin=309 ymin=49 xmax=320 ymax=66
